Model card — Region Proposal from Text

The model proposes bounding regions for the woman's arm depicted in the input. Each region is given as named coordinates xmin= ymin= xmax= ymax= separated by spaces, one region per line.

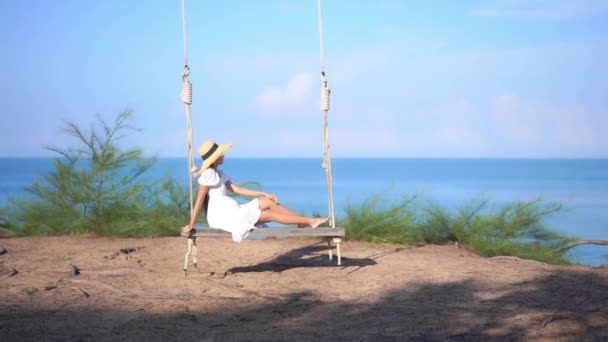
xmin=188 ymin=184 xmax=209 ymax=228
xmin=227 ymin=181 xmax=277 ymax=202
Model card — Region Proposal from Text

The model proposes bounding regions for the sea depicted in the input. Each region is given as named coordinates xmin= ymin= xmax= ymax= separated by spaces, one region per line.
xmin=1 ymin=158 xmax=607 ymax=266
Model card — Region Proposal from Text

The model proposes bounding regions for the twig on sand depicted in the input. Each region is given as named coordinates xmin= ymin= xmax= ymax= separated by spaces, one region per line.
xmin=489 ymin=256 xmax=522 ymax=262
xmin=1 ymin=264 xmax=18 ymax=277
xmin=257 ymin=252 xmax=280 ymax=265
xmin=489 ymin=256 xmax=552 ymax=268
xmin=190 ymin=274 xmax=286 ymax=301
xmin=53 ymin=285 xmax=92 ymax=298
xmin=48 ymin=268 xmax=137 ymax=276
xmin=68 ymin=278 xmax=251 ymax=301
xmin=540 ymin=314 xmax=575 ymax=329
xmin=346 ymin=266 xmax=363 ymax=275
xmin=368 ymin=248 xmax=408 ymax=261
xmin=76 ymin=286 xmax=91 ymax=298
xmin=70 ymin=278 xmax=127 ymax=296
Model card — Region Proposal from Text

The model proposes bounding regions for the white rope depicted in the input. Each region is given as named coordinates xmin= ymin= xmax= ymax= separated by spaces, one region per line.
xmin=318 ymin=0 xmax=336 ymax=228
xmin=181 ymin=0 xmax=202 ymax=273
xmin=317 ymin=0 xmax=326 ymax=73
xmin=184 ymin=238 xmax=193 ymax=270
xmin=181 ymin=0 xmax=189 ymax=68
xmin=181 ymin=0 xmax=198 ymax=222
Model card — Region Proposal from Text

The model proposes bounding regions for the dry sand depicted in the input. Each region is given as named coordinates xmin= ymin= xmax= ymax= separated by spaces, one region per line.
xmin=1 ymin=235 xmax=607 ymax=341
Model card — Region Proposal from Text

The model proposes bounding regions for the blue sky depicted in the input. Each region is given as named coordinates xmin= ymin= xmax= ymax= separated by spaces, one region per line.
xmin=1 ymin=0 xmax=607 ymax=158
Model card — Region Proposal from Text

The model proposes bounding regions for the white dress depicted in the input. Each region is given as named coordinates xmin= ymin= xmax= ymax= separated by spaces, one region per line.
xmin=199 ymin=168 xmax=261 ymax=242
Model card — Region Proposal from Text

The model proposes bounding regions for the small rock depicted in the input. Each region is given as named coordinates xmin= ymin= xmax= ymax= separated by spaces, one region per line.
xmin=183 ymin=306 xmax=196 ymax=321
xmin=71 ymin=264 xmax=80 ymax=275
xmin=45 ymin=285 xmax=58 ymax=291
xmin=0 ymin=248 xmax=6 ymax=255
xmin=23 ymin=287 xmax=38 ymax=295
xmin=119 ymin=247 xmax=143 ymax=255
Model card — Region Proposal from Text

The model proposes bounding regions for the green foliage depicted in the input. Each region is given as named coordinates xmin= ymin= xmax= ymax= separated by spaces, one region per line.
xmin=3 ymin=109 xmax=189 ymax=237
xmin=337 ymin=191 xmax=576 ymax=265
xmin=0 ymin=206 xmax=11 ymax=229
xmin=339 ymin=193 xmax=419 ymax=244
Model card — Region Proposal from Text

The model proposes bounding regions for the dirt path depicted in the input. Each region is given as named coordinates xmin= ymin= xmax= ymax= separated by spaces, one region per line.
xmin=1 ymin=235 xmax=607 ymax=341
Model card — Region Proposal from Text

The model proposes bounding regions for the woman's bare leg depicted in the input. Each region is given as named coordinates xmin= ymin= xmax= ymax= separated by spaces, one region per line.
xmin=258 ymin=197 xmax=295 ymax=214
xmin=257 ymin=211 xmax=329 ymax=229
xmin=258 ymin=197 xmax=308 ymax=227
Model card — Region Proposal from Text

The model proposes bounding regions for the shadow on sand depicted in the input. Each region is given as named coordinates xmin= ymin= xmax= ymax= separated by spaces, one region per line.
xmin=227 ymin=242 xmax=378 ymax=274
xmin=1 ymin=266 xmax=607 ymax=341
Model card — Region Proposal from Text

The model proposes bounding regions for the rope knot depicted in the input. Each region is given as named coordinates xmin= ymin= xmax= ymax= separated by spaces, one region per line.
xmin=320 ymin=72 xmax=330 ymax=112
xmin=320 ymin=86 xmax=330 ymax=112
xmin=182 ymin=79 xmax=192 ymax=105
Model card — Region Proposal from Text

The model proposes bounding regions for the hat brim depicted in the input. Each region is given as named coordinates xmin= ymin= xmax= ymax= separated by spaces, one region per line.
xmin=200 ymin=142 xmax=234 ymax=171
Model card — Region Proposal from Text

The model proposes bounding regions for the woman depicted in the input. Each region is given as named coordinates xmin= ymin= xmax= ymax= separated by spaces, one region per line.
xmin=181 ymin=140 xmax=330 ymax=242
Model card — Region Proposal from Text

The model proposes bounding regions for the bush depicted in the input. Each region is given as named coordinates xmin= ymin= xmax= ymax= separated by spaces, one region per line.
xmin=339 ymin=192 xmax=418 ymax=244
xmin=3 ymin=109 xmax=190 ymax=237
xmin=337 ymin=191 xmax=576 ymax=265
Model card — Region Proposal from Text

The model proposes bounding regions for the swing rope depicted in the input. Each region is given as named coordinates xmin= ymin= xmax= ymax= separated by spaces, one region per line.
xmin=180 ymin=0 xmax=199 ymax=222
xmin=318 ymin=0 xmax=336 ymax=228
xmin=181 ymin=0 xmax=200 ymax=272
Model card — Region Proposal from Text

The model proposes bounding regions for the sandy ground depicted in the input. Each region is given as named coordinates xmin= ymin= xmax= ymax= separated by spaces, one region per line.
xmin=1 ymin=235 xmax=607 ymax=341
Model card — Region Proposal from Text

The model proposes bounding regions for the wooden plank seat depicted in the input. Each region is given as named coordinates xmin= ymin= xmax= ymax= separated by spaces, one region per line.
xmin=182 ymin=226 xmax=345 ymax=273
xmin=181 ymin=226 xmax=345 ymax=238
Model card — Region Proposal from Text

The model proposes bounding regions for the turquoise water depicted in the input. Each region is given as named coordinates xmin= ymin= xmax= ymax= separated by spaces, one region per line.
xmin=1 ymin=158 xmax=607 ymax=266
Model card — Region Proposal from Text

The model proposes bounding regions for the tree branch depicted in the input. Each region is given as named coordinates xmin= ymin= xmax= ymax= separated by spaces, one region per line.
xmin=559 ymin=240 xmax=608 ymax=253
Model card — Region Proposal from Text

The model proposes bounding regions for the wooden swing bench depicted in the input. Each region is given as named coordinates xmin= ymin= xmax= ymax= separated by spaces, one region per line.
xmin=182 ymin=226 xmax=345 ymax=273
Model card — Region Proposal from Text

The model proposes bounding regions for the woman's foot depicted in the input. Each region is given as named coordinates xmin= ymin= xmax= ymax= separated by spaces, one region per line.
xmin=310 ymin=217 xmax=330 ymax=229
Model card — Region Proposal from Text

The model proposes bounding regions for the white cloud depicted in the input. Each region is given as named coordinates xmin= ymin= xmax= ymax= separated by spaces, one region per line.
xmin=435 ymin=100 xmax=485 ymax=146
xmin=278 ymin=0 xmax=304 ymax=12
xmin=254 ymin=73 xmax=315 ymax=114
xmin=491 ymin=93 xmax=543 ymax=144
xmin=195 ymin=40 xmax=607 ymax=157
xmin=331 ymin=47 xmax=398 ymax=86
xmin=550 ymin=105 xmax=601 ymax=148
xmin=375 ymin=27 xmax=398 ymax=34
xmin=332 ymin=127 xmax=395 ymax=154
xmin=472 ymin=0 xmax=608 ymax=20
xmin=490 ymin=93 xmax=606 ymax=153
xmin=275 ymin=130 xmax=319 ymax=149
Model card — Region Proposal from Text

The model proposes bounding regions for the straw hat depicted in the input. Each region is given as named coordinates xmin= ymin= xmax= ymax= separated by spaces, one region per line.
xmin=198 ymin=140 xmax=234 ymax=171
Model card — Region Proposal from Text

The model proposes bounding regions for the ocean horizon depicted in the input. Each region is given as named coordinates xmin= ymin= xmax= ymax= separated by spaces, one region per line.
xmin=1 ymin=157 xmax=607 ymax=266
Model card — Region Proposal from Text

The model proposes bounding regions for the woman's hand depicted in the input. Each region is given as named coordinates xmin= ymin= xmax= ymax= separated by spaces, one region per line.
xmin=263 ymin=192 xmax=278 ymax=203
xmin=182 ymin=224 xmax=193 ymax=234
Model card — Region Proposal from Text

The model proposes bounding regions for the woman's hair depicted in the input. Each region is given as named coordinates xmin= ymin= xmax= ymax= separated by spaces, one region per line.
xmin=202 ymin=162 xmax=218 ymax=217
xmin=203 ymin=158 xmax=220 ymax=217
xmin=203 ymin=193 xmax=209 ymax=217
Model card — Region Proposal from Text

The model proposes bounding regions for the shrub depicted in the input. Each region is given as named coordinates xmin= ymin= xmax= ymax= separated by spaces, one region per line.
xmin=337 ymin=191 xmax=576 ymax=265
xmin=3 ymin=109 xmax=189 ymax=236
